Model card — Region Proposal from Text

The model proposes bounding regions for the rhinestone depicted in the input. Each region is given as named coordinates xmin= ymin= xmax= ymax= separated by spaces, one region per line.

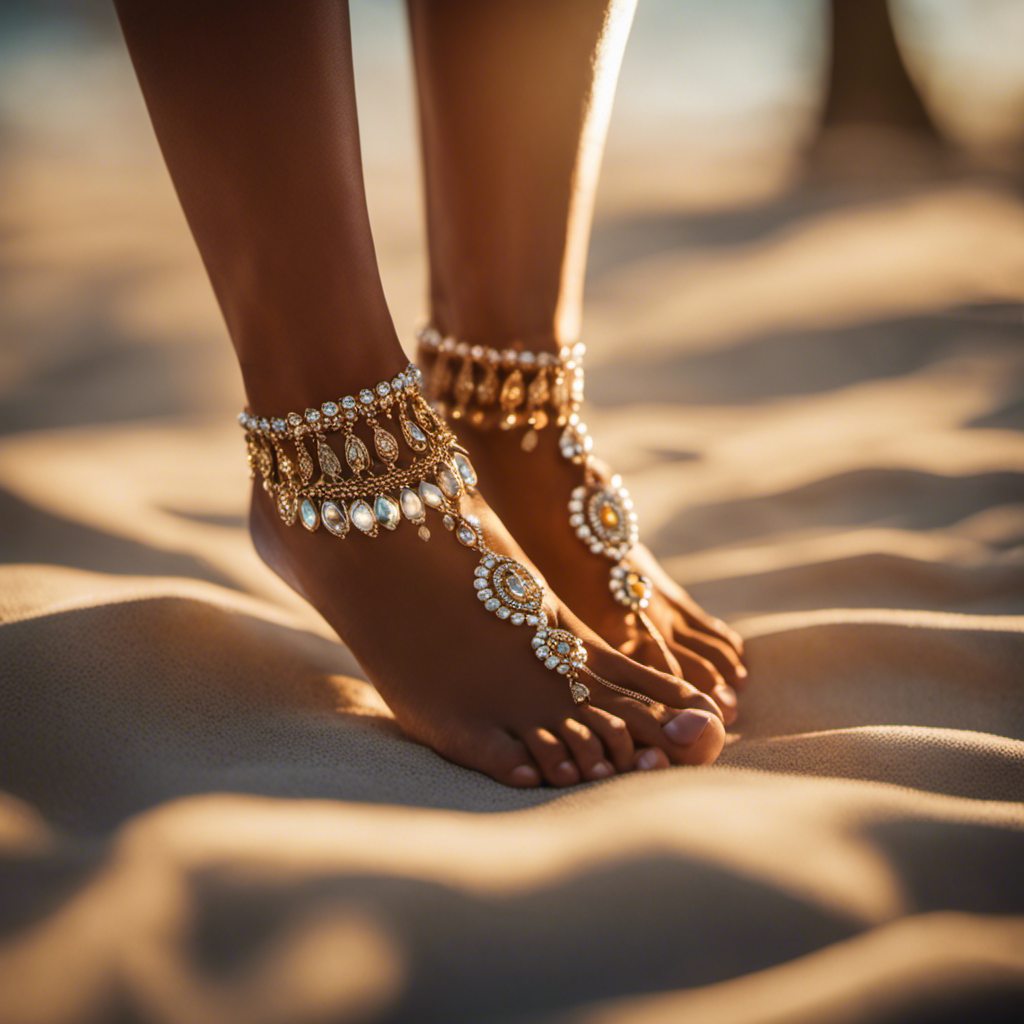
xmin=569 ymin=514 xmax=584 ymax=527
xmin=305 ymin=409 xmax=320 ymax=424
xmin=237 ymin=412 xmax=247 ymax=426
xmin=391 ymin=376 xmax=404 ymax=390
xmin=442 ymin=514 xmax=455 ymax=531
xmin=470 ymin=345 xmax=484 ymax=359
xmin=536 ymin=646 xmax=550 ymax=659
xmin=418 ymin=481 xmax=445 ymax=508
xmin=374 ymin=494 xmax=400 ymax=530
xmin=350 ymin=500 xmax=376 ymax=534
xmin=536 ymin=629 xmax=548 ymax=639
xmin=501 ymin=348 xmax=517 ymax=363
xmin=272 ymin=418 xmax=286 ymax=433
xmin=453 ymin=452 xmax=477 ymax=488
xmin=321 ymin=401 xmax=338 ymax=417
xmin=437 ymin=464 xmax=462 ymax=499
xmin=556 ymin=642 xmax=570 ymax=654
xmin=455 ymin=341 xmax=470 ymax=356
xmin=484 ymin=557 xmax=496 ymax=568
xmin=477 ymin=589 xmax=492 ymax=600
xmin=577 ymin=526 xmax=591 ymax=539
xmin=359 ymin=389 xmax=374 ymax=404
xmin=485 ymin=598 xmax=500 ymax=612
xmin=519 ymin=351 xmax=536 ymax=365
xmin=346 ymin=411 xmax=356 ymax=420
xmin=299 ymin=498 xmax=319 ymax=531
xmin=342 ymin=396 xmax=356 ymax=409
xmin=590 ymin=543 xmax=604 ymax=554
xmin=556 ymin=664 xmax=570 ymax=674
xmin=405 ymin=422 xmax=427 ymax=446
xmin=531 ymin=636 xmax=544 ymax=649
xmin=474 ymin=578 xmax=489 ymax=589
xmin=570 ymin=682 xmax=589 ymax=704
xmin=321 ymin=501 xmax=348 ymax=536
xmin=418 ymin=526 xmax=431 ymax=541
xmin=526 ymin=615 xmax=539 ymax=626
xmin=456 ymin=524 xmax=478 ymax=547
xmin=256 ymin=418 xmax=268 ymax=432
xmin=506 ymin=574 xmax=527 ymax=599
xmin=511 ymin=613 xmax=525 ymax=626
xmin=474 ymin=566 xmax=489 ymax=578
xmin=544 ymin=656 xmax=560 ymax=670
xmin=400 ymin=487 xmax=425 ymax=522
xmin=496 ymin=607 xmax=510 ymax=619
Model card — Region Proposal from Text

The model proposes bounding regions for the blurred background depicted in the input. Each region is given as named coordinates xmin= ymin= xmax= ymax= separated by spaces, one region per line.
xmin=1 ymin=0 xmax=1022 ymax=618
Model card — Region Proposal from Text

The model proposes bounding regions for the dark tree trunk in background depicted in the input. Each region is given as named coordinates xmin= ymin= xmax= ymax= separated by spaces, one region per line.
xmin=820 ymin=0 xmax=942 ymax=139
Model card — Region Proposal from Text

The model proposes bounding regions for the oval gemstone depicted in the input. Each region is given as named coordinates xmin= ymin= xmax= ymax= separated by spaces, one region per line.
xmin=400 ymin=487 xmax=425 ymax=522
xmin=437 ymin=464 xmax=462 ymax=499
xmin=350 ymin=500 xmax=376 ymax=534
xmin=456 ymin=524 xmax=478 ymax=547
xmin=418 ymin=481 xmax=445 ymax=509
xmin=453 ymin=452 xmax=477 ymax=488
xmin=299 ymin=498 xmax=319 ymax=531
xmin=374 ymin=494 xmax=401 ymax=530
xmin=321 ymin=500 xmax=348 ymax=536
xmin=506 ymin=574 xmax=527 ymax=598
xmin=599 ymin=501 xmax=620 ymax=527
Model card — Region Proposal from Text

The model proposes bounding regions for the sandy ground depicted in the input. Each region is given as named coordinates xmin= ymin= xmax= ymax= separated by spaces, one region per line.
xmin=1 ymin=11 xmax=1024 ymax=1024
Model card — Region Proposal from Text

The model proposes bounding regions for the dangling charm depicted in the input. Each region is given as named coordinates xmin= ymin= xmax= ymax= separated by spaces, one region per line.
xmin=344 ymin=432 xmax=370 ymax=474
xmin=499 ymin=368 xmax=525 ymax=427
xmin=317 ymin=439 xmax=342 ymax=480
xmin=296 ymin=437 xmax=315 ymax=484
xmin=453 ymin=357 xmax=476 ymax=417
xmin=276 ymin=484 xmax=298 ymax=526
xmin=372 ymin=423 xmax=400 ymax=464
xmin=609 ymin=565 xmax=652 ymax=611
xmin=400 ymin=413 xmax=428 ymax=451
xmin=531 ymin=626 xmax=589 ymax=702
xmin=476 ymin=360 xmax=500 ymax=406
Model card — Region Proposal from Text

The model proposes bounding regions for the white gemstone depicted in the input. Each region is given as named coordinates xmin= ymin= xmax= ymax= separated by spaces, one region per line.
xmin=569 ymin=514 xmax=584 ymax=527
xmin=321 ymin=501 xmax=347 ymax=536
xmin=507 ymin=574 xmax=527 ymax=598
xmin=590 ymin=543 xmax=604 ymax=554
xmin=474 ymin=566 xmax=489 ymax=577
xmin=406 ymin=422 xmax=427 ymax=445
xmin=442 ymin=514 xmax=455 ymax=530
xmin=511 ymin=613 xmax=525 ymax=626
xmin=456 ymin=525 xmax=477 ymax=547
xmin=544 ymin=656 xmax=560 ymax=670
xmin=536 ymin=646 xmax=550 ymax=659
xmin=474 ymin=578 xmax=489 ymax=590
xmin=556 ymin=642 xmax=570 ymax=654
xmin=557 ymin=664 xmax=570 ymax=674
xmin=418 ymin=481 xmax=445 ymax=508
xmin=531 ymin=636 xmax=544 ymax=648
xmin=485 ymin=598 xmax=500 ymax=611
xmin=392 ymin=376 xmax=404 ymax=390
xmin=400 ymin=487 xmax=425 ymax=522
xmin=484 ymin=557 xmax=496 ymax=568
xmin=453 ymin=452 xmax=477 ymax=488
xmin=360 ymin=390 xmax=374 ymax=403
xmin=536 ymin=630 xmax=548 ymax=639
xmin=577 ymin=526 xmax=591 ymax=539
xmin=477 ymin=589 xmax=492 ymax=600
xmin=496 ymin=607 xmax=510 ymax=619
xmin=350 ymin=500 xmax=376 ymax=533
xmin=322 ymin=402 xmax=338 ymax=417
xmin=526 ymin=615 xmax=539 ymax=626
xmin=272 ymin=418 xmax=286 ymax=433
xmin=374 ymin=494 xmax=400 ymax=529
xmin=437 ymin=464 xmax=461 ymax=499
xmin=376 ymin=381 xmax=390 ymax=395
xmin=305 ymin=408 xmax=320 ymax=423
xmin=342 ymin=396 xmax=356 ymax=409
xmin=299 ymin=499 xmax=319 ymax=531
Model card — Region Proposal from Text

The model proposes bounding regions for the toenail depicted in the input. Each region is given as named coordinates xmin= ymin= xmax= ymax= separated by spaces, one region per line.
xmin=557 ymin=760 xmax=576 ymax=777
xmin=589 ymin=761 xmax=612 ymax=779
xmin=510 ymin=765 xmax=540 ymax=786
xmin=736 ymin=663 xmax=748 ymax=679
xmin=664 ymin=710 xmax=713 ymax=745
xmin=636 ymin=749 xmax=662 ymax=771
xmin=715 ymin=683 xmax=738 ymax=709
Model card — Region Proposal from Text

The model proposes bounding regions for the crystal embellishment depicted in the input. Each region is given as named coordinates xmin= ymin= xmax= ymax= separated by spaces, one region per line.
xmin=350 ymin=500 xmax=376 ymax=535
xmin=418 ymin=481 xmax=445 ymax=509
xmin=299 ymin=498 xmax=319 ymax=532
xmin=374 ymin=494 xmax=401 ymax=530
xmin=321 ymin=500 xmax=348 ymax=537
xmin=437 ymin=464 xmax=462 ymax=499
xmin=400 ymin=487 xmax=425 ymax=523
xmin=453 ymin=452 xmax=477 ymax=488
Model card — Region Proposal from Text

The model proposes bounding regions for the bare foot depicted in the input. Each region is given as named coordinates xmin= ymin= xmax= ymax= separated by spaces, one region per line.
xmin=443 ymin=423 xmax=748 ymax=724
xmin=250 ymin=484 xmax=725 ymax=786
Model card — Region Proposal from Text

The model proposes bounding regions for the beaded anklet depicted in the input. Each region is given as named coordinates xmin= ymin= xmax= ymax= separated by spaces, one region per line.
xmin=239 ymin=362 xmax=654 ymax=708
xmin=416 ymin=329 xmax=674 ymax=667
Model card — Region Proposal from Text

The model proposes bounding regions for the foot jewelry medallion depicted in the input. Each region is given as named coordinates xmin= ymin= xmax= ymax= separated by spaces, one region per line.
xmin=238 ymin=362 xmax=591 ymax=706
xmin=417 ymin=327 xmax=669 ymax=659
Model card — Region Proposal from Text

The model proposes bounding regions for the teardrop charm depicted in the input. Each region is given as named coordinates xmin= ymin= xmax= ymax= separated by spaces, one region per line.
xmin=570 ymin=681 xmax=590 ymax=705
xmin=276 ymin=485 xmax=298 ymax=525
xmin=400 ymin=415 xmax=428 ymax=451
xmin=527 ymin=366 xmax=550 ymax=407
xmin=500 ymin=368 xmax=525 ymax=412
xmin=373 ymin=423 xmax=400 ymax=463
xmin=296 ymin=439 xmax=314 ymax=484
xmin=317 ymin=440 xmax=342 ymax=480
xmin=476 ymin=361 xmax=500 ymax=405
xmin=321 ymin=500 xmax=348 ymax=536
xmin=345 ymin=433 xmax=370 ymax=474
xmin=453 ymin=357 xmax=476 ymax=408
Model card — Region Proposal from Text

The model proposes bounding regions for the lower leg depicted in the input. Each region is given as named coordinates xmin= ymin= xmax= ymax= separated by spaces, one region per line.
xmin=114 ymin=0 xmax=725 ymax=784
xmin=408 ymin=0 xmax=747 ymax=706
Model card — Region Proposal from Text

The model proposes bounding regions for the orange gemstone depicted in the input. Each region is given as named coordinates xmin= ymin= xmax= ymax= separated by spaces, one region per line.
xmin=627 ymin=575 xmax=648 ymax=599
xmin=599 ymin=502 xmax=620 ymax=527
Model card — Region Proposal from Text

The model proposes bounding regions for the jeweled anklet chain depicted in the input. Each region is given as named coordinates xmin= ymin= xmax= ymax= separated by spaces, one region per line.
xmin=238 ymin=362 xmax=653 ymax=708
xmin=416 ymin=327 xmax=672 ymax=660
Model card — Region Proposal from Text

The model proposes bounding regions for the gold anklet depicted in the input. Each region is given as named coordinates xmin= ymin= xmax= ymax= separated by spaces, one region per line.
xmin=238 ymin=362 xmax=654 ymax=708
xmin=416 ymin=329 xmax=671 ymax=663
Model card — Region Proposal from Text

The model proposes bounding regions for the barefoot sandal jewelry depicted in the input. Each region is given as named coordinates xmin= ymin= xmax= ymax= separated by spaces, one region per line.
xmin=416 ymin=327 xmax=674 ymax=667
xmin=238 ymin=362 xmax=652 ymax=707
